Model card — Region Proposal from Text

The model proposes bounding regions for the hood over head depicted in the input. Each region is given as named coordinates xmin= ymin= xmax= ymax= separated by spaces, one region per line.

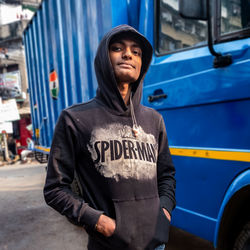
xmin=94 ymin=24 xmax=153 ymax=114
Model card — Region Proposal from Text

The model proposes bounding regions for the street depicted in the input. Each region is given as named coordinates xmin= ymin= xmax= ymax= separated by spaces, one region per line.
xmin=0 ymin=162 xmax=214 ymax=250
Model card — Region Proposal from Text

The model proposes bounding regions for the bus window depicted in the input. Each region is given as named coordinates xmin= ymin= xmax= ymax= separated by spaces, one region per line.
xmin=221 ymin=0 xmax=250 ymax=35
xmin=156 ymin=0 xmax=207 ymax=55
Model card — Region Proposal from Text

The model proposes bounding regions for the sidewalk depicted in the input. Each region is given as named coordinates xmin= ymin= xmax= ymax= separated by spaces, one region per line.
xmin=0 ymin=162 xmax=88 ymax=250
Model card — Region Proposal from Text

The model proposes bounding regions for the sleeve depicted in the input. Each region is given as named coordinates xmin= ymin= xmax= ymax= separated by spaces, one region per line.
xmin=157 ymin=115 xmax=176 ymax=215
xmin=43 ymin=110 xmax=103 ymax=229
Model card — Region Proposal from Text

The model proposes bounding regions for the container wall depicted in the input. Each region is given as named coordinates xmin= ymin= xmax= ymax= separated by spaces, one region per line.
xmin=24 ymin=0 xmax=118 ymax=148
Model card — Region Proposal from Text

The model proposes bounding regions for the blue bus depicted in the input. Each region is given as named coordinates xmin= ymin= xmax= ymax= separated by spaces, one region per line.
xmin=144 ymin=1 xmax=250 ymax=249
xmin=24 ymin=0 xmax=250 ymax=249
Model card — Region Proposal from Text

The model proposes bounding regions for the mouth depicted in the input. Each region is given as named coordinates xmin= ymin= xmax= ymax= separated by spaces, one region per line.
xmin=117 ymin=63 xmax=135 ymax=69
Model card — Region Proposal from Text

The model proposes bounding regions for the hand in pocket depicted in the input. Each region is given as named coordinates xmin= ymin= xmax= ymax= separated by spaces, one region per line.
xmin=96 ymin=214 xmax=116 ymax=237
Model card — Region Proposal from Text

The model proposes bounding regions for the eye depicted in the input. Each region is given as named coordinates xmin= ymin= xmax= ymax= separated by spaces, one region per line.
xmin=133 ymin=49 xmax=142 ymax=57
xmin=111 ymin=44 xmax=123 ymax=52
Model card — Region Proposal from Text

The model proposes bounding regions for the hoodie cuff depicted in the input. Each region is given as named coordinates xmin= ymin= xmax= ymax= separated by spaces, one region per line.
xmin=160 ymin=196 xmax=175 ymax=215
xmin=80 ymin=205 xmax=103 ymax=230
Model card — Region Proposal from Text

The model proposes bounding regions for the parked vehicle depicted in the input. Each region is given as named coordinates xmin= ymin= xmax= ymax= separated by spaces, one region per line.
xmin=23 ymin=0 xmax=250 ymax=249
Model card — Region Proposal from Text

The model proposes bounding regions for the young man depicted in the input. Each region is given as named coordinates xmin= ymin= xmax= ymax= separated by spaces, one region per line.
xmin=44 ymin=25 xmax=176 ymax=250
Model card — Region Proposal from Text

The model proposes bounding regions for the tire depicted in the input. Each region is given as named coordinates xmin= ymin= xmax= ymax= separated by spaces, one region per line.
xmin=34 ymin=151 xmax=48 ymax=163
xmin=233 ymin=221 xmax=250 ymax=250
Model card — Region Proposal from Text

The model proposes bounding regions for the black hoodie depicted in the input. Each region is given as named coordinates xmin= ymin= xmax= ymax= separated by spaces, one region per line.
xmin=44 ymin=25 xmax=176 ymax=250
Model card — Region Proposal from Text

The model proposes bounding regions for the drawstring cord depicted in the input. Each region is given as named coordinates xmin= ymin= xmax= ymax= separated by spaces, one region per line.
xmin=130 ymin=94 xmax=139 ymax=137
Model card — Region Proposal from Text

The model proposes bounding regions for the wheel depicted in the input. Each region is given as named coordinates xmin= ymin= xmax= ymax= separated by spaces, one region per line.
xmin=233 ymin=221 xmax=250 ymax=250
xmin=34 ymin=151 xmax=48 ymax=163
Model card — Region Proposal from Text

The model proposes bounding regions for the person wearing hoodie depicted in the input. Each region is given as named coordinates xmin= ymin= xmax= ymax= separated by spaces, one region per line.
xmin=44 ymin=25 xmax=176 ymax=250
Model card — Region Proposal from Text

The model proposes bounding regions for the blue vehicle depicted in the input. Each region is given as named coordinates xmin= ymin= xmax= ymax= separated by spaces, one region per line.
xmin=24 ymin=0 xmax=250 ymax=249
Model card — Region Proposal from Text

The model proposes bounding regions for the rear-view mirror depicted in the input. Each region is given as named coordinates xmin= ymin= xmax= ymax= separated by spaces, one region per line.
xmin=179 ymin=0 xmax=208 ymax=20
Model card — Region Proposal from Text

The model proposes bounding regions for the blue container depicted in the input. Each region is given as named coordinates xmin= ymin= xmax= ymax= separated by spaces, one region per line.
xmin=24 ymin=0 xmax=143 ymax=151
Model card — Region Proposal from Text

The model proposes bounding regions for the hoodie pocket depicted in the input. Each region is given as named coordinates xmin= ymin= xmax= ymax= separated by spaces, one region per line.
xmin=106 ymin=200 xmax=134 ymax=248
xmin=86 ymin=197 xmax=160 ymax=249
xmin=107 ymin=197 xmax=160 ymax=249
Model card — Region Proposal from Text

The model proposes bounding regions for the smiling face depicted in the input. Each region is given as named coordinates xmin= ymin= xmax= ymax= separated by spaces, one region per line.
xmin=109 ymin=39 xmax=142 ymax=85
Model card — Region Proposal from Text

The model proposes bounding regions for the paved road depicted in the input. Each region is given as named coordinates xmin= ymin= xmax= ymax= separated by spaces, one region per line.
xmin=0 ymin=162 xmax=214 ymax=250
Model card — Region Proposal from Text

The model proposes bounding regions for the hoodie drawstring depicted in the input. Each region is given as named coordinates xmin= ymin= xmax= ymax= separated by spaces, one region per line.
xmin=130 ymin=94 xmax=139 ymax=137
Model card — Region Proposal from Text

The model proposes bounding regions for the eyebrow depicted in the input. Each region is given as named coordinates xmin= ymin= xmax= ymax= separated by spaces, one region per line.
xmin=110 ymin=40 xmax=141 ymax=49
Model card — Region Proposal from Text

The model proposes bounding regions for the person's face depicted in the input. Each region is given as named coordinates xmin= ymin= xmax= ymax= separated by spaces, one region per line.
xmin=109 ymin=39 xmax=142 ymax=84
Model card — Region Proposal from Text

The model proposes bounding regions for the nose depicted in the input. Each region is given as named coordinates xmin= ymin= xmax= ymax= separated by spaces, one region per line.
xmin=122 ymin=47 xmax=132 ymax=59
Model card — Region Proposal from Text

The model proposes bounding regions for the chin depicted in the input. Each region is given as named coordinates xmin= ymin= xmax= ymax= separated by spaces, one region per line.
xmin=117 ymin=74 xmax=139 ymax=84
